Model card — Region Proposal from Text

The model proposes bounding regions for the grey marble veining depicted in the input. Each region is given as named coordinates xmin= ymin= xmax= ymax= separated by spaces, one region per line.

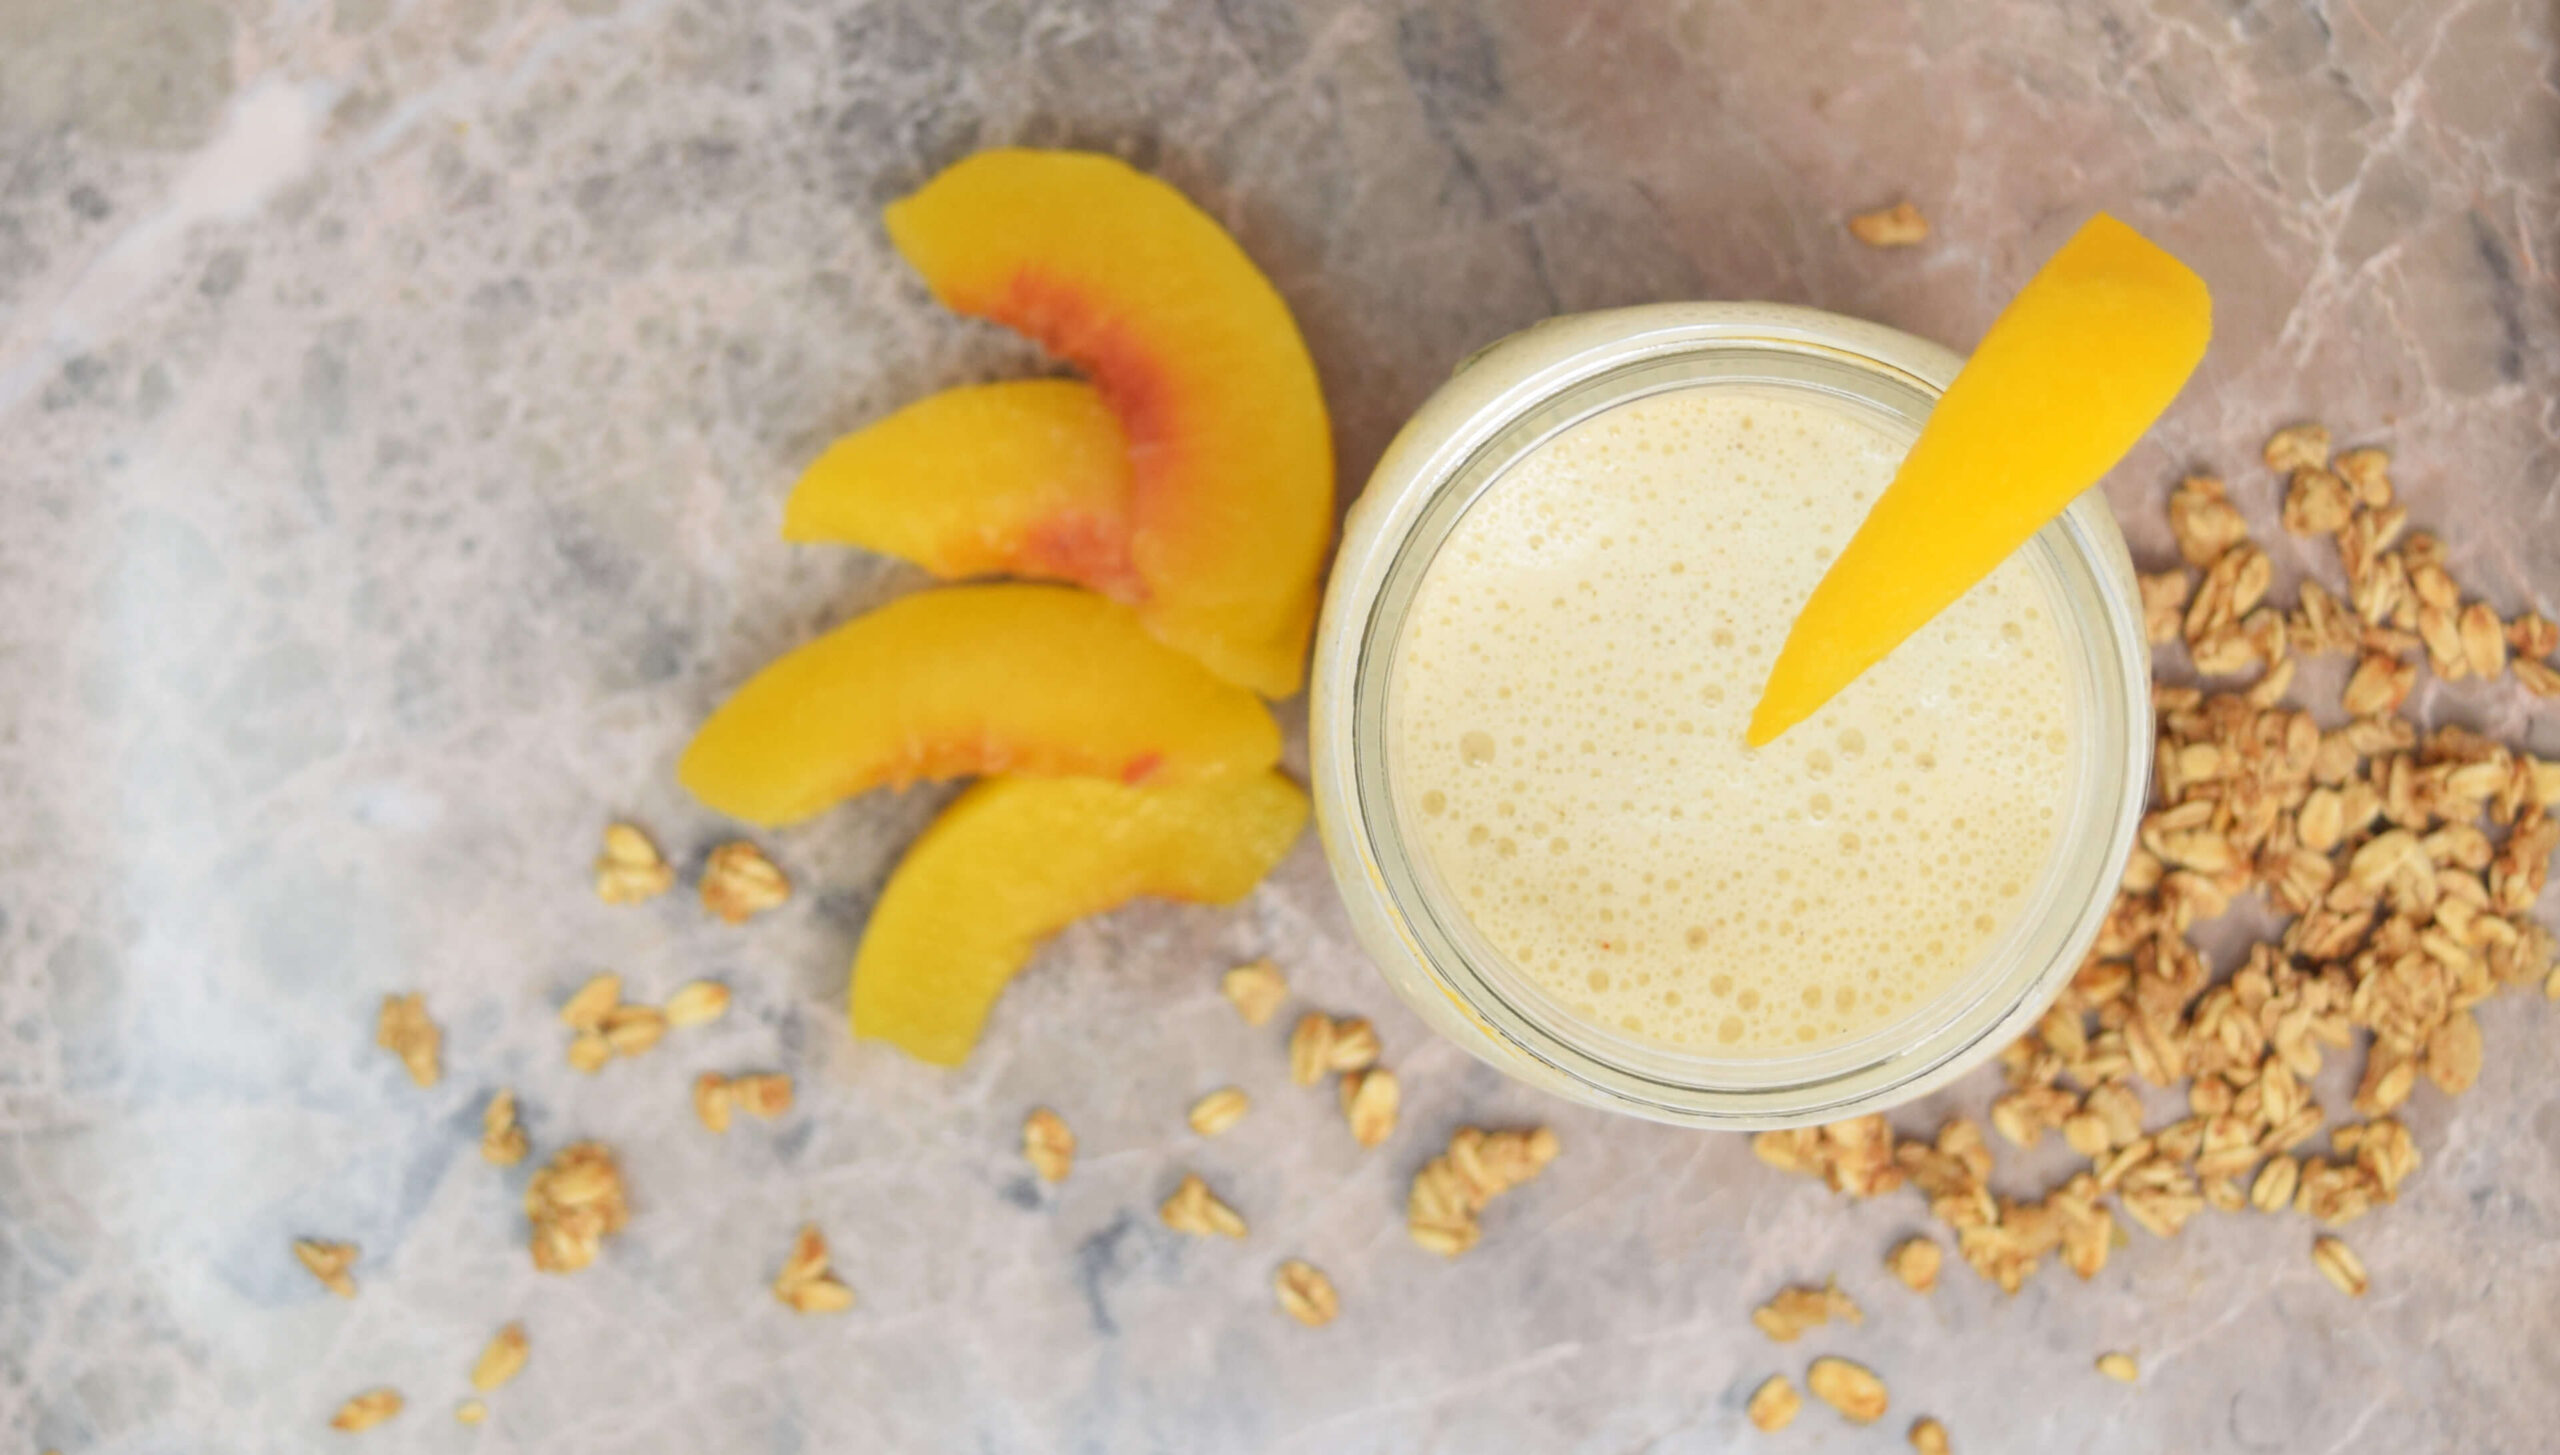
xmin=3 ymin=1 xmax=2557 ymax=1450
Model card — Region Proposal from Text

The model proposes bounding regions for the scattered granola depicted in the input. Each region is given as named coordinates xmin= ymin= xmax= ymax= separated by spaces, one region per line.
xmin=481 ymin=1089 xmax=529 ymax=1166
xmin=560 ymin=973 xmax=621 ymax=1032
xmin=701 ymin=841 xmax=790 ymax=923
xmin=525 ymin=1142 xmax=628 ymax=1274
xmin=1187 ymin=1087 xmax=1251 ymax=1137
xmin=1023 ymin=1107 xmax=1074 ymax=1182
xmin=565 ymin=1032 xmax=612 ymax=1075
xmin=772 ymin=1223 xmax=855 ymax=1313
xmin=1847 ymin=201 xmax=1929 ymax=248
xmin=562 ymin=972 xmax=726 ymax=1070
xmin=1807 ymin=1356 xmax=1889 ymax=1424
xmin=595 ymin=822 xmax=675 ymax=904
xmin=375 ymin=993 xmax=441 ymax=1088
xmin=1406 ymin=1126 xmax=1558 ymax=1256
xmin=1746 ymin=1374 xmax=1802 ymax=1432
xmin=1288 ymin=1011 xmax=1383 ymax=1083
xmin=330 ymin=1389 xmax=403 ymax=1432
xmin=1274 ymin=1259 xmax=1339 ymax=1327
xmin=2095 ymin=1351 xmax=2139 ymax=1383
xmin=1274 ymin=1019 xmax=1361 ymax=1096
xmin=294 ymin=1238 xmax=358 ymax=1299
xmin=1340 ymin=1068 xmax=1400 ymax=1148
xmin=1222 ymin=958 xmax=1290 ymax=1025
xmin=693 ymin=1073 xmax=734 ymax=1132
xmin=600 ymin=1004 xmax=668 ymax=1057
xmin=1751 ymin=1280 xmax=1863 ymax=1342
xmin=1328 ymin=1018 xmax=1381 ymax=1072
xmin=1287 ymin=1013 xmax=1336 ymax=1086
xmin=470 ymin=1323 xmax=529 ymax=1392
xmin=730 ymin=1073 xmax=793 ymax=1120
xmin=1910 ymin=1416 xmax=1953 ymax=1455
xmin=2312 ymin=1235 xmax=2368 ymax=1297
xmin=1160 ymin=1172 xmax=1248 ymax=1238
xmin=1887 ymin=1237 xmax=1942 ymax=1293
xmin=663 ymin=979 xmax=731 ymax=1028
xmin=783 ymin=1274 xmax=855 ymax=1314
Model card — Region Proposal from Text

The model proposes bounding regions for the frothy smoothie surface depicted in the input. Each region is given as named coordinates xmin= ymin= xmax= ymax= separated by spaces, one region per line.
xmin=1388 ymin=386 xmax=2075 ymax=1055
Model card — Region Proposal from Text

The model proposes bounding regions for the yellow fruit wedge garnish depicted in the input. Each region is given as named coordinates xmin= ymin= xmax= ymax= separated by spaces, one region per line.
xmin=884 ymin=149 xmax=1334 ymax=697
xmin=852 ymin=771 xmax=1309 ymax=1066
xmin=677 ymin=584 xmax=1280 ymax=827
xmin=783 ymin=379 xmax=1139 ymax=599
xmin=1747 ymin=213 xmax=2210 ymax=746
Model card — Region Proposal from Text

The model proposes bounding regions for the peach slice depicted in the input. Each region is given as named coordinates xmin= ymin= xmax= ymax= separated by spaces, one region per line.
xmin=851 ymin=771 xmax=1309 ymax=1065
xmin=782 ymin=379 xmax=1141 ymax=599
xmin=884 ymin=149 xmax=1334 ymax=697
xmin=1749 ymin=214 xmax=2211 ymax=744
xmin=678 ymin=584 xmax=1280 ymax=826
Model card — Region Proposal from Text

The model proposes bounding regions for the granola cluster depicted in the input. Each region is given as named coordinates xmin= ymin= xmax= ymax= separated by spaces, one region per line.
xmin=1273 ymin=1258 xmax=1341 ymax=1327
xmin=480 ymin=1089 xmax=529 ymax=1166
xmin=771 ymin=1224 xmax=856 ymax=1314
xmin=1750 ymin=1279 xmax=1863 ymax=1342
xmin=375 ymin=993 xmax=442 ymax=1088
xmin=594 ymin=822 xmax=677 ymax=904
xmin=1159 ymin=1171 xmax=1249 ymax=1239
xmin=525 ymin=1142 xmax=630 ymax=1275
xmin=1405 ymin=1126 xmax=1561 ymax=1257
xmin=693 ymin=1070 xmax=792 ymax=1132
xmin=1847 ymin=201 xmax=1930 ymax=248
xmin=1020 ymin=1107 xmax=1075 ymax=1182
xmin=294 ymin=1239 xmax=359 ymax=1299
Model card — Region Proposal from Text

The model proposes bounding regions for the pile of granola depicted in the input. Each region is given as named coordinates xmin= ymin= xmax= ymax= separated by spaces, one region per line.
xmin=1753 ymin=425 xmax=2559 ymax=1297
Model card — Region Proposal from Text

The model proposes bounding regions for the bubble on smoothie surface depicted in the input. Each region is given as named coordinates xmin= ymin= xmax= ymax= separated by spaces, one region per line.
xmin=1390 ymin=386 xmax=2074 ymax=1054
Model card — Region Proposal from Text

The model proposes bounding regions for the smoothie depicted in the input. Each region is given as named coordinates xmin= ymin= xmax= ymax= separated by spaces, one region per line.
xmin=1388 ymin=385 xmax=2075 ymax=1055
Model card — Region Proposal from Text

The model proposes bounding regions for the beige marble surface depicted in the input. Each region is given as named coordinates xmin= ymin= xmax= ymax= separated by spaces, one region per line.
xmin=3 ymin=0 xmax=2557 ymax=1450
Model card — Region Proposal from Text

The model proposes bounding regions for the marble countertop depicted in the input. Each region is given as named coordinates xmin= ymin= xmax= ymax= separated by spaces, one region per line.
xmin=4 ymin=1 xmax=2557 ymax=1450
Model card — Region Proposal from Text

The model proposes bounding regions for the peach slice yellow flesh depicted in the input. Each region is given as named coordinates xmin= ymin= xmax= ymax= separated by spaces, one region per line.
xmin=677 ymin=584 xmax=1281 ymax=827
xmin=884 ymin=148 xmax=1334 ymax=698
xmin=783 ymin=379 xmax=1141 ymax=599
xmin=1748 ymin=213 xmax=2211 ymax=745
xmin=851 ymin=771 xmax=1309 ymax=1066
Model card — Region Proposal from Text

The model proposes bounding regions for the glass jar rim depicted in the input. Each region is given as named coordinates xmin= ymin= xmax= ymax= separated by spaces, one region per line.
xmin=1309 ymin=303 xmax=2152 ymax=1129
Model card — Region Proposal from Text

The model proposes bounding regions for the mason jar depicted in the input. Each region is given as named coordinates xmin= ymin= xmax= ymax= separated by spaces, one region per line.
xmin=1308 ymin=303 xmax=2150 ymax=1129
